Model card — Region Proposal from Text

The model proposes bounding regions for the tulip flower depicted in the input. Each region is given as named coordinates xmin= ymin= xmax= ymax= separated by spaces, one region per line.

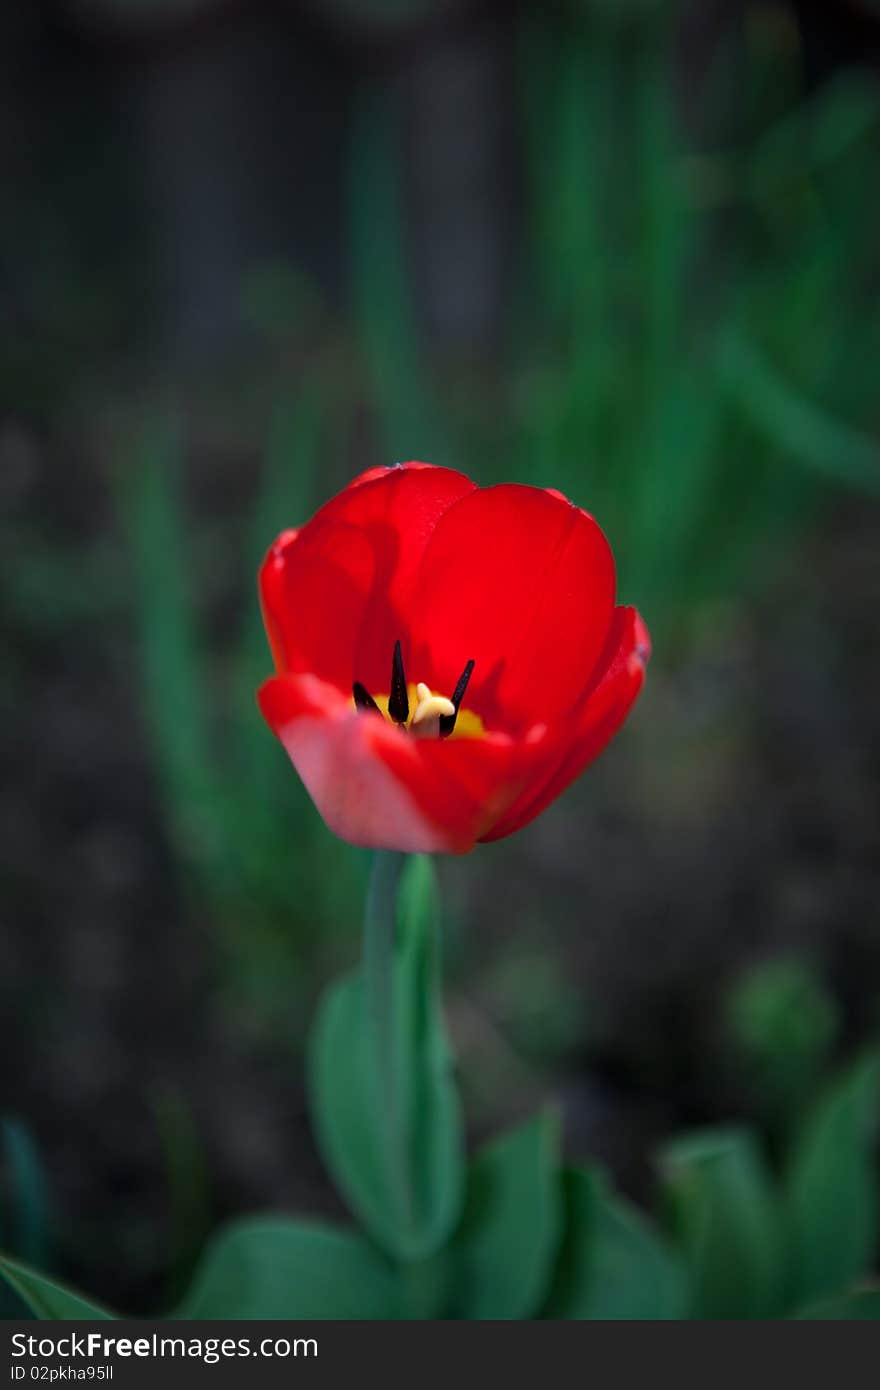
xmin=258 ymin=462 xmax=649 ymax=853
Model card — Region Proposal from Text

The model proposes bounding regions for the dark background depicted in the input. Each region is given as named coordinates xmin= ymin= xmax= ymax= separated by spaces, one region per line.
xmin=2 ymin=0 xmax=879 ymax=1312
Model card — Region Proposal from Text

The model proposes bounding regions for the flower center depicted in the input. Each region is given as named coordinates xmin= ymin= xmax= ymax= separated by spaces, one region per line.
xmin=352 ymin=640 xmax=475 ymax=739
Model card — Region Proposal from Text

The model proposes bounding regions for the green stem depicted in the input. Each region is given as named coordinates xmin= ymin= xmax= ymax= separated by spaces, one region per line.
xmin=362 ymin=850 xmax=412 ymax=1245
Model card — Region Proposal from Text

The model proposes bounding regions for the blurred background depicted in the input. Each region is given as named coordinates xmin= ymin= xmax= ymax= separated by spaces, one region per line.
xmin=2 ymin=0 xmax=879 ymax=1313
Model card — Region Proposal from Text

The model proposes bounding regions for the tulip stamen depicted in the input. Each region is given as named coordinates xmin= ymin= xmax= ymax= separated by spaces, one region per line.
xmin=388 ymin=638 xmax=409 ymax=725
xmin=439 ymin=658 xmax=475 ymax=738
xmin=353 ymin=681 xmax=382 ymax=716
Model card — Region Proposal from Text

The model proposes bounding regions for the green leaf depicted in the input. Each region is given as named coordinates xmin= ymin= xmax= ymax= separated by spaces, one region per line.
xmin=659 ymin=1127 xmax=785 ymax=1319
xmin=1 ymin=1119 xmax=52 ymax=1269
xmin=0 ymin=1255 xmax=116 ymax=1320
xmin=450 ymin=1110 xmax=562 ymax=1320
xmin=308 ymin=856 xmax=464 ymax=1261
xmin=151 ymin=1087 xmax=212 ymax=1308
xmin=1 ymin=1119 xmax=54 ymax=1316
xmin=717 ymin=331 xmax=880 ymax=494
xmin=113 ymin=415 xmax=222 ymax=866
xmin=179 ymin=1218 xmax=398 ymax=1320
xmin=784 ymin=1052 xmax=880 ymax=1309
xmin=544 ymin=1170 xmax=688 ymax=1320
xmin=793 ymin=1289 xmax=880 ymax=1320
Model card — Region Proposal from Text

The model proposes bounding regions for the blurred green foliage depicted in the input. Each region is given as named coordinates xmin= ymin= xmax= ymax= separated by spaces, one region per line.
xmin=727 ymin=957 xmax=840 ymax=1131
xmin=505 ymin=9 xmax=880 ymax=627
xmin=113 ymin=405 xmax=369 ymax=1024
xmin=312 ymin=3 xmax=880 ymax=633
xmin=151 ymin=1086 xmax=213 ymax=1309
xmin=0 ymin=1121 xmax=52 ymax=1319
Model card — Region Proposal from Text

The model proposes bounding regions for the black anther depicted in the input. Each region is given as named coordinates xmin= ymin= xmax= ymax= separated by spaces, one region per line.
xmin=388 ymin=639 xmax=409 ymax=725
xmin=353 ymin=681 xmax=382 ymax=715
xmin=439 ymin=658 xmax=475 ymax=738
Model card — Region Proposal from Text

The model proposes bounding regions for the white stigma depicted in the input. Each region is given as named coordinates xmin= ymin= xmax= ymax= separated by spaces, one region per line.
xmin=410 ymin=682 xmax=456 ymax=737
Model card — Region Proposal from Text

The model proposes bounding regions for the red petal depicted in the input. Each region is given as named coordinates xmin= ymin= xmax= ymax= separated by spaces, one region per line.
xmin=411 ymin=485 xmax=617 ymax=733
xmin=375 ymin=721 xmax=558 ymax=850
xmin=479 ymin=606 xmax=649 ymax=841
xmin=259 ymin=463 xmax=475 ymax=691
xmin=260 ymin=527 xmax=298 ymax=672
xmin=259 ymin=519 xmax=377 ymax=688
xmin=258 ymin=673 xmax=562 ymax=854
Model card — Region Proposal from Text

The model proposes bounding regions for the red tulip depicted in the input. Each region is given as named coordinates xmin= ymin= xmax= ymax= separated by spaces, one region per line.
xmin=258 ymin=462 xmax=649 ymax=854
